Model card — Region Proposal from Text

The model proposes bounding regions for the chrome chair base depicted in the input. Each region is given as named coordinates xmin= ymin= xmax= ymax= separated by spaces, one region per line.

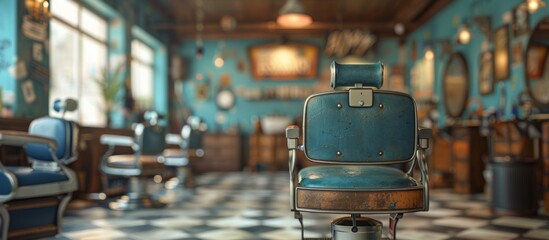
xmin=108 ymin=194 xmax=166 ymax=210
xmin=164 ymin=166 xmax=194 ymax=189
xmin=331 ymin=216 xmax=382 ymax=240
xmin=107 ymin=176 xmax=165 ymax=210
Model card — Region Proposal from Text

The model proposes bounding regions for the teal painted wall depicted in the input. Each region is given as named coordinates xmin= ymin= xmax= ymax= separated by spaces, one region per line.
xmin=180 ymin=39 xmax=326 ymax=134
xmin=0 ymin=0 xmax=17 ymax=117
xmin=15 ymin=0 xmax=50 ymax=118
xmin=405 ymin=0 xmax=549 ymax=126
xmin=179 ymin=38 xmax=400 ymax=134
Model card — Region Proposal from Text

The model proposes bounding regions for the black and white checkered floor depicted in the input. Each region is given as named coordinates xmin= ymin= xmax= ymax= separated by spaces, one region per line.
xmin=47 ymin=172 xmax=549 ymax=240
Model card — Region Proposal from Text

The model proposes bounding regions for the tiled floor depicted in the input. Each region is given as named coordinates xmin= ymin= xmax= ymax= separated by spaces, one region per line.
xmin=45 ymin=172 xmax=549 ymax=240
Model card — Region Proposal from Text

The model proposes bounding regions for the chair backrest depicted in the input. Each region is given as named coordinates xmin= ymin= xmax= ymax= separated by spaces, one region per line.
xmin=182 ymin=126 xmax=203 ymax=150
xmin=26 ymin=117 xmax=79 ymax=164
xmin=135 ymin=123 xmax=166 ymax=155
xmin=303 ymin=61 xmax=417 ymax=164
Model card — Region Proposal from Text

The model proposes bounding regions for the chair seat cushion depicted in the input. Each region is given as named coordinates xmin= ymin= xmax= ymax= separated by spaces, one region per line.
xmin=7 ymin=167 xmax=69 ymax=186
xmin=107 ymin=154 xmax=164 ymax=170
xmin=163 ymin=149 xmax=185 ymax=158
xmin=298 ymin=165 xmax=417 ymax=189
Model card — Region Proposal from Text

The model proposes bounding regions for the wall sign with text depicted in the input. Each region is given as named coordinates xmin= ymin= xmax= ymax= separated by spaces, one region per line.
xmin=248 ymin=43 xmax=318 ymax=80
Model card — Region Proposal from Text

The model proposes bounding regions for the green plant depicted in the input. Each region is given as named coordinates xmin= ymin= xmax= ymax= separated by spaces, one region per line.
xmin=94 ymin=64 xmax=125 ymax=112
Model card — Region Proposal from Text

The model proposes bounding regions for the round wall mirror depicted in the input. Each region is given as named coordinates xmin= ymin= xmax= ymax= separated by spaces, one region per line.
xmin=526 ymin=17 xmax=549 ymax=109
xmin=443 ymin=53 xmax=470 ymax=118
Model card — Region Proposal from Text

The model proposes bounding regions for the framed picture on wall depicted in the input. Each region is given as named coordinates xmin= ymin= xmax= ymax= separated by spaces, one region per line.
xmin=479 ymin=51 xmax=494 ymax=95
xmin=512 ymin=5 xmax=529 ymax=37
xmin=526 ymin=44 xmax=548 ymax=78
xmin=248 ymin=43 xmax=318 ymax=80
xmin=494 ymin=25 xmax=510 ymax=81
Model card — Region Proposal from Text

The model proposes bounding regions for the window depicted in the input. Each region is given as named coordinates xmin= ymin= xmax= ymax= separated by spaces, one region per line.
xmin=131 ymin=39 xmax=154 ymax=111
xmin=49 ymin=0 xmax=108 ymax=127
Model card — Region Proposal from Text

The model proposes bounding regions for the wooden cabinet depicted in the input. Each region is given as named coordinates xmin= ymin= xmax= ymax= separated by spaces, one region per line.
xmin=531 ymin=114 xmax=549 ymax=213
xmin=429 ymin=127 xmax=453 ymax=188
xmin=194 ymin=133 xmax=242 ymax=173
xmin=249 ymin=133 xmax=287 ymax=172
xmin=451 ymin=123 xmax=487 ymax=194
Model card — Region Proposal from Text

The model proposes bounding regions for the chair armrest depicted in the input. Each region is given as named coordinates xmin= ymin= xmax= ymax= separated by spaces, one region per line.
xmin=286 ymin=125 xmax=300 ymax=149
xmin=286 ymin=125 xmax=300 ymax=211
xmin=418 ymin=128 xmax=432 ymax=149
xmin=0 ymin=130 xmax=57 ymax=151
xmin=166 ymin=133 xmax=182 ymax=145
xmin=100 ymin=134 xmax=134 ymax=147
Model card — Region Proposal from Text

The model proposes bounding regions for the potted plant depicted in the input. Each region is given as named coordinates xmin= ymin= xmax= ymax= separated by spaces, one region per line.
xmin=95 ymin=64 xmax=125 ymax=126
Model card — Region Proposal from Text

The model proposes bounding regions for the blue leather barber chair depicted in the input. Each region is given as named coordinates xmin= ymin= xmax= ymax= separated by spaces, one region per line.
xmin=100 ymin=111 xmax=167 ymax=210
xmin=0 ymin=99 xmax=78 ymax=240
xmin=286 ymin=62 xmax=431 ymax=240
xmin=162 ymin=116 xmax=204 ymax=190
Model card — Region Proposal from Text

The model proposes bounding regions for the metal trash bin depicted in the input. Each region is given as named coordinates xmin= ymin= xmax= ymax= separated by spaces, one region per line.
xmin=491 ymin=157 xmax=538 ymax=216
xmin=331 ymin=216 xmax=382 ymax=240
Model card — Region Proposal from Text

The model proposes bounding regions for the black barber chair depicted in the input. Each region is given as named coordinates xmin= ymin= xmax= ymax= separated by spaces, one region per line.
xmin=162 ymin=116 xmax=204 ymax=190
xmin=100 ymin=111 xmax=166 ymax=210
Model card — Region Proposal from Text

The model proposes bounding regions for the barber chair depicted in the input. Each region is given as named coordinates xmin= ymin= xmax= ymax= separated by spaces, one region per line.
xmin=286 ymin=62 xmax=431 ymax=240
xmin=100 ymin=111 xmax=167 ymax=210
xmin=0 ymin=99 xmax=78 ymax=240
xmin=162 ymin=116 xmax=204 ymax=190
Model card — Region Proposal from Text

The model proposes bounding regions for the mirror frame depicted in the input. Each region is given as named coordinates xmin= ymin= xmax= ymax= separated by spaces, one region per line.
xmin=442 ymin=52 xmax=470 ymax=119
xmin=525 ymin=17 xmax=549 ymax=109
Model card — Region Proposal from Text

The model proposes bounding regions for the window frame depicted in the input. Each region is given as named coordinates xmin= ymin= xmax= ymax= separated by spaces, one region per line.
xmin=49 ymin=0 xmax=109 ymax=126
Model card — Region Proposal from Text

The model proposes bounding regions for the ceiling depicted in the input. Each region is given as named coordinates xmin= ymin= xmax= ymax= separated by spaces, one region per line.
xmin=150 ymin=0 xmax=453 ymax=40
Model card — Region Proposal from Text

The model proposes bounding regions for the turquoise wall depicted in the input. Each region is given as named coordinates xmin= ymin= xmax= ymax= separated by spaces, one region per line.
xmin=179 ymin=39 xmax=325 ymax=133
xmin=405 ymin=0 xmax=549 ymax=126
xmin=178 ymin=38 xmax=401 ymax=134
xmin=0 ymin=0 xmax=17 ymax=116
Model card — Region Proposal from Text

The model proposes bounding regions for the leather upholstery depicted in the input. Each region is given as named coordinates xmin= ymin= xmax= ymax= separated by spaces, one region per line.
xmin=26 ymin=118 xmax=76 ymax=163
xmin=330 ymin=61 xmax=383 ymax=89
xmin=0 ymin=173 xmax=12 ymax=195
xmin=6 ymin=167 xmax=69 ymax=186
xmin=107 ymin=155 xmax=164 ymax=170
xmin=299 ymin=166 xmax=417 ymax=189
xmin=140 ymin=126 xmax=166 ymax=155
xmin=304 ymin=91 xmax=416 ymax=163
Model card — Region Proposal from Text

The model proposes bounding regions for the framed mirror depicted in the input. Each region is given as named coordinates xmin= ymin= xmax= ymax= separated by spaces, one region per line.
xmin=526 ymin=17 xmax=549 ymax=109
xmin=443 ymin=53 xmax=470 ymax=118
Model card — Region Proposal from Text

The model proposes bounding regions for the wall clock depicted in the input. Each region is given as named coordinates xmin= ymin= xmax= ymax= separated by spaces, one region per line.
xmin=216 ymin=88 xmax=235 ymax=110
xmin=216 ymin=74 xmax=235 ymax=110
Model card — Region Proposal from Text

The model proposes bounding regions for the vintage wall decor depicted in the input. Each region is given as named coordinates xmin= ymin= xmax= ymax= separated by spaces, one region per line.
xmin=443 ymin=52 xmax=470 ymax=118
xmin=513 ymin=4 xmax=530 ymax=37
xmin=249 ymin=43 xmax=318 ymax=79
xmin=526 ymin=44 xmax=547 ymax=78
xmin=526 ymin=17 xmax=549 ymax=108
xmin=479 ymin=51 xmax=494 ymax=95
xmin=494 ymin=25 xmax=510 ymax=81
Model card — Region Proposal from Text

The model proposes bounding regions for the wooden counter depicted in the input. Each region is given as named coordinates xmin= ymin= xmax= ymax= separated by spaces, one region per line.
xmin=448 ymin=120 xmax=488 ymax=194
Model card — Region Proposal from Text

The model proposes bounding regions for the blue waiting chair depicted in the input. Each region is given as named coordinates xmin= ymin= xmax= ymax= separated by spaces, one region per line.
xmin=0 ymin=99 xmax=78 ymax=240
xmin=286 ymin=62 xmax=431 ymax=240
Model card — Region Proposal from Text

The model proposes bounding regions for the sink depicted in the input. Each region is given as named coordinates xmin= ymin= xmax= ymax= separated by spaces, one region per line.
xmin=261 ymin=116 xmax=294 ymax=134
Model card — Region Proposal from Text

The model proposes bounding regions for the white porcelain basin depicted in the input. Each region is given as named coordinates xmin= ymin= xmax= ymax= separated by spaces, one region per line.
xmin=261 ymin=116 xmax=294 ymax=134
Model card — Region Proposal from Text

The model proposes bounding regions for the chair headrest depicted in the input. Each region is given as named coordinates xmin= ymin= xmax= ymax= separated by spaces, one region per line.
xmin=53 ymin=98 xmax=78 ymax=113
xmin=330 ymin=61 xmax=384 ymax=89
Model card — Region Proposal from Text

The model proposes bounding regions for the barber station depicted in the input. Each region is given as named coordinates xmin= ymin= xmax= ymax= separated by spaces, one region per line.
xmin=2 ymin=0 xmax=549 ymax=239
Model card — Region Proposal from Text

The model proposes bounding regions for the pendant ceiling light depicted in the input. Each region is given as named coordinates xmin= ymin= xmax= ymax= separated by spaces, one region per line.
xmin=277 ymin=0 xmax=312 ymax=28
